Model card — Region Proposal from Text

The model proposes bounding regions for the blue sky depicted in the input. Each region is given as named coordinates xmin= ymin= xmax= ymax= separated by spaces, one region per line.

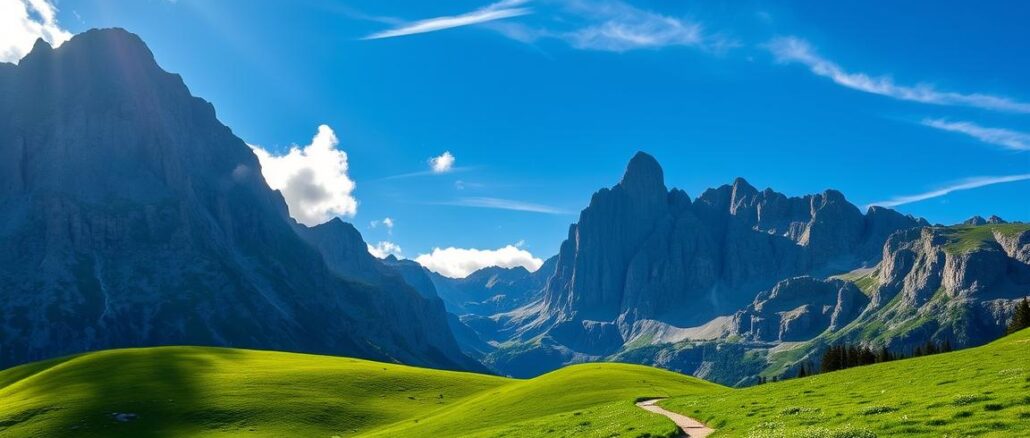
xmin=6 ymin=0 xmax=1030 ymax=276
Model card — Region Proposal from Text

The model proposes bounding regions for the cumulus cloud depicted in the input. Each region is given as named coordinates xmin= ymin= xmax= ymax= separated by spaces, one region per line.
xmin=364 ymin=0 xmax=530 ymax=40
xmin=367 ymin=241 xmax=403 ymax=259
xmin=415 ymin=244 xmax=543 ymax=278
xmin=766 ymin=36 xmax=1030 ymax=113
xmin=867 ymin=174 xmax=1030 ymax=208
xmin=250 ymin=125 xmax=358 ymax=226
xmin=921 ymin=119 xmax=1029 ymax=151
xmin=0 ymin=0 xmax=73 ymax=63
xmin=429 ymin=151 xmax=456 ymax=173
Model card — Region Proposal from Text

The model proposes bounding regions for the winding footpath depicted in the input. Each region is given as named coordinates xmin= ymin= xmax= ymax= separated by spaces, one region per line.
xmin=635 ymin=399 xmax=715 ymax=438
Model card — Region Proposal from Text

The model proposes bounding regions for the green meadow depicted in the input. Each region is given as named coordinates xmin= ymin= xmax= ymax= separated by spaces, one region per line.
xmin=0 ymin=347 xmax=720 ymax=437
xmin=661 ymin=328 xmax=1030 ymax=437
xmin=2 ymin=330 xmax=1027 ymax=437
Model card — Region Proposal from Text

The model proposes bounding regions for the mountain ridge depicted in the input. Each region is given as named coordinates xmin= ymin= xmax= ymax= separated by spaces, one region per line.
xmin=0 ymin=28 xmax=479 ymax=372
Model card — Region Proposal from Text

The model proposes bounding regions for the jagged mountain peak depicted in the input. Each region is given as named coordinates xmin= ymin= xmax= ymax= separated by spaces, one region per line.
xmin=964 ymin=216 xmax=988 ymax=225
xmin=987 ymin=215 xmax=1008 ymax=224
xmin=731 ymin=177 xmax=757 ymax=193
xmin=820 ymin=188 xmax=848 ymax=202
xmin=618 ymin=151 xmax=666 ymax=194
xmin=21 ymin=28 xmax=154 ymax=68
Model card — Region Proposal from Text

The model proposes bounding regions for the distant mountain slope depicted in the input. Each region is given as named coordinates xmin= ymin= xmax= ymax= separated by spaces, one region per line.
xmin=755 ymin=222 xmax=1030 ymax=376
xmin=0 ymin=346 xmax=722 ymax=437
xmin=661 ymin=328 xmax=1030 ymax=437
xmin=427 ymin=257 xmax=555 ymax=315
xmin=0 ymin=28 xmax=476 ymax=371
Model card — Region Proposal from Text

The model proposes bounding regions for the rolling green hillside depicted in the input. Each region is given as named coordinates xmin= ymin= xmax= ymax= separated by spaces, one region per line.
xmin=661 ymin=329 xmax=1030 ymax=437
xmin=0 ymin=347 xmax=721 ymax=437
xmin=4 ymin=330 xmax=1026 ymax=437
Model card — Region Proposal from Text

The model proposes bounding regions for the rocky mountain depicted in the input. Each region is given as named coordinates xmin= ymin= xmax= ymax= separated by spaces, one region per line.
xmin=428 ymin=258 xmax=555 ymax=315
xmin=828 ymin=224 xmax=1029 ymax=346
xmin=732 ymin=276 xmax=869 ymax=342
xmin=474 ymin=152 xmax=943 ymax=380
xmin=0 ymin=29 xmax=479 ymax=371
xmin=963 ymin=215 xmax=1008 ymax=226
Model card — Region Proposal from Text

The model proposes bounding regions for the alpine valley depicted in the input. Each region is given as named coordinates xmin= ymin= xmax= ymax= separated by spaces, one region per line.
xmin=2 ymin=29 xmax=1028 ymax=389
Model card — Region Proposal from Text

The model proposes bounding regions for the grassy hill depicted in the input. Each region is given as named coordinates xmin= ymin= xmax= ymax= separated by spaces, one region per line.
xmin=661 ymin=328 xmax=1030 ymax=437
xmin=4 ymin=330 xmax=1026 ymax=437
xmin=0 ymin=347 xmax=722 ymax=437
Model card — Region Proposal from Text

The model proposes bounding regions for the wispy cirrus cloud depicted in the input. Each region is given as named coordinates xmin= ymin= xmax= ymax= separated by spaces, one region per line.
xmin=767 ymin=36 xmax=1030 ymax=113
xmin=434 ymin=196 xmax=571 ymax=214
xmin=921 ymin=119 xmax=1030 ymax=151
xmin=363 ymin=0 xmax=531 ymax=40
xmin=487 ymin=0 xmax=733 ymax=53
xmin=867 ymin=174 xmax=1030 ymax=208
xmin=560 ymin=0 xmax=707 ymax=52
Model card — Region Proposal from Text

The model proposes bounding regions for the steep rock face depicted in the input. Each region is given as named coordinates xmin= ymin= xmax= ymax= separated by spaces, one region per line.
xmin=377 ymin=256 xmax=499 ymax=360
xmin=0 ymin=29 xmax=476 ymax=371
xmin=544 ymin=153 xmax=675 ymax=321
xmin=487 ymin=152 xmax=924 ymax=378
xmin=380 ymin=256 xmax=440 ymax=300
xmin=838 ymin=224 xmax=1030 ymax=350
xmin=294 ymin=218 xmax=387 ymax=285
xmin=538 ymin=152 xmax=918 ymax=325
xmin=732 ymin=277 xmax=868 ymax=342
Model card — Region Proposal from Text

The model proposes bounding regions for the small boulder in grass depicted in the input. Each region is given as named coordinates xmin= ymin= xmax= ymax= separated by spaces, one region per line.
xmin=112 ymin=412 xmax=139 ymax=422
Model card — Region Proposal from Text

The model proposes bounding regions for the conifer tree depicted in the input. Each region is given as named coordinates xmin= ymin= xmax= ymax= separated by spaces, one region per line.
xmin=1008 ymin=297 xmax=1030 ymax=334
xmin=876 ymin=346 xmax=891 ymax=363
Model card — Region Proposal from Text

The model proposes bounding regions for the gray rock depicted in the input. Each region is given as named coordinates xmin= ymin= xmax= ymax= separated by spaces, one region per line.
xmin=732 ymin=277 xmax=868 ymax=342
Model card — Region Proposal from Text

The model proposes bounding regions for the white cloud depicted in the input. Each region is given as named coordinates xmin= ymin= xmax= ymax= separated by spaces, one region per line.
xmin=364 ymin=0 xmax=531 ymax=40
xmin=921 ymin=119 xmax=1029 ymax=151
xmin=370 ymin=217 xmax=395 ymax=229
xmin=767 ymin=36 xmax=1030 ymax=113
xmin=250 ymin=125 xmax=358 ymax=226
xmin=415 ymin=244 xmax=543 ymax=278
xmin=562 ymin=1 xmax=707 ymax=52
xmin=0 ymin=0 xmax=73 ymax=63
xmin=368 ymin=241 xmax=403 ymax=259
xmin=487 ymin=0 xmax=732 ymax=53
xmin=867 ymin=174 xmax=1030 ymax=208
xmin=436 ymin=196 xmax=571 ymax=214
xmin=429 ymin=151 xmax=456 ymax=173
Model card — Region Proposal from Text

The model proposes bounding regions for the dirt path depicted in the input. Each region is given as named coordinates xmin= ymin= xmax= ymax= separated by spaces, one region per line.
xmin=635 ymin=398 xmax=714 ymax=438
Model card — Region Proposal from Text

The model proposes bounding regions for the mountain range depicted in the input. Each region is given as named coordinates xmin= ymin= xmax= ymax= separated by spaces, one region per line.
xmin=436 ymin=154 xmax=1028 ymax=383
xmin=0 ymin=29 xmax=479 ymax=372
xmin=1 ymin=29 xmax=1026 ymax=386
